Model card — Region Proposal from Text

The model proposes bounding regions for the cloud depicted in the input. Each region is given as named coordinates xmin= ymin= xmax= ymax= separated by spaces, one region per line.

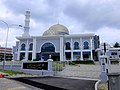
xmin=96 ymin=27 xmax=120 ymax=45
xmin=3 ymin=0 xmax=120 ymax=31
xmin=63 ymin=0 xmax=120 ymax=30
xmin=2 ymin=0 xmax=61 ymax=23
xmin=0 ymin=0 xmax=120 ymax=47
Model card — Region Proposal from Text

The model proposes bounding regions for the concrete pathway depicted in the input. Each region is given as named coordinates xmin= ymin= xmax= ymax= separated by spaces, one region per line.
xmin=0 ymin=78 xmax=42 ymax=90
xmin=56 ymin=64 xmax=120 ymax=79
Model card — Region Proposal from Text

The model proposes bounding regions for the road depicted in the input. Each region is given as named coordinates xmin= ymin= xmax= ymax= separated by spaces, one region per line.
xmin=10 ymin=76 xmax=97 ymax=90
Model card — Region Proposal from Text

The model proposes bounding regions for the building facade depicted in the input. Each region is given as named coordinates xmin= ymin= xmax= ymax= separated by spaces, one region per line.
xmin=97 ymin=42 xmax=120 ymax=61
xmin=13 ymin=11 xmax=100 ymax=61
xmin=0 ymin=46 xmax=12 ymax=61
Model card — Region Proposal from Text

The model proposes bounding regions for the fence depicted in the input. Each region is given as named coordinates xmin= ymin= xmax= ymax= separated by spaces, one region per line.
xmin=0 ymin=61 xmax=120 ymax=77
xmin=0 ymin=61 xmax=22 ymax=72
xmin=52 ymin=61 xmax=70 ymax=75
xmin=0 ymin=60 xmax=70 ymax=75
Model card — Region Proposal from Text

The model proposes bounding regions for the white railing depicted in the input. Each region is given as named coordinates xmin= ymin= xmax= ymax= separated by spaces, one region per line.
xmin=12 ymin=61 xmax=22 ymax=65
xmin=0 ymin=61 xmax=22 ymax=66
xmin=52 ymin=61 xmax=70 ymax=73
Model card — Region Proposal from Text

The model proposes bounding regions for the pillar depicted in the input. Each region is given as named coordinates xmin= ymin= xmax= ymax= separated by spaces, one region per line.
xmin=80 ymin=37 xmax=83 ymax=60
xmin=32 ymin=37 xmax=36 ymax=61
xmin=71 ymin=38 xmax=73 ymax=61
xmin=90 ymin=37 xmax=93 ymax=60
xmin=60 ymin=36 xmax=64 ymax=61
xmin=17 ymin=41 xmax=20 ymax=60
xmin=25 ymin=40 xmax=29 ymax=61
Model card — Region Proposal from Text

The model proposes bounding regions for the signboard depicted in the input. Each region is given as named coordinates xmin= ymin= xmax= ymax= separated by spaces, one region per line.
xmin=22 ymin=62 xmax=48 ymax=70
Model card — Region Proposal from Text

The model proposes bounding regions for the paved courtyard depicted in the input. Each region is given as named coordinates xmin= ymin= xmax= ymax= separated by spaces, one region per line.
xmin=56 ymin=64 xmax=120 ymax=79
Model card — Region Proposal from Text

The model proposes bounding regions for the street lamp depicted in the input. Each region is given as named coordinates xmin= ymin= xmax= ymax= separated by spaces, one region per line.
xmin=0 ymin=20 xmax=9 ymax=69
xmin=0 ymin=20 xmax=22 ymax=69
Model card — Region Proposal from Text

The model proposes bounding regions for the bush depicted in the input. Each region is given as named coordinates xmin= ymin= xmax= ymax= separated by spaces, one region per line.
xmin=111 ymin=60 xmax=119 ymax=64
xmin=33 ymin=58 xmax=39 ymax=61
xmin=52 ymin=62 xmax=67 ymax=71
xmin=0 ymin=69 xmax=24 ymax=75
xmin=70 ymin=60 xmax=94 ymax=65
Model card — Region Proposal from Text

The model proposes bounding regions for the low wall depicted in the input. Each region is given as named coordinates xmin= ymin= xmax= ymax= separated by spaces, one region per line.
xmin=0 ymin=61 xmax=54 ymax=76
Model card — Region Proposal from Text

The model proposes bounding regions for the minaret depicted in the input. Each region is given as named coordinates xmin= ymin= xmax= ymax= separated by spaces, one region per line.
xmin=22 ymin=10 xmax=30 ymax=37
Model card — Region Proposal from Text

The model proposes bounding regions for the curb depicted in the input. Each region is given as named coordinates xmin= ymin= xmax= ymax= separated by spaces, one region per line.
xmin=95 ymin=80 xmax=101 ymax=90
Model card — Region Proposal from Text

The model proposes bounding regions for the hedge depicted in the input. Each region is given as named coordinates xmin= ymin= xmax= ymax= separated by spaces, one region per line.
xmin=70 ymin=60 xmax=94 ymax=65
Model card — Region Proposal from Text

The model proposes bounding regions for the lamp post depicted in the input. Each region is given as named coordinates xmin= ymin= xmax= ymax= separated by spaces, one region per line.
xmin=0 ymin=20 xmax=23 ymax=69
xmin=0 ymin=20 xmax=9 ymax=69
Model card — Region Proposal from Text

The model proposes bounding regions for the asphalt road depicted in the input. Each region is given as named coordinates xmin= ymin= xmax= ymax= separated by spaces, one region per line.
xmin=10 ymin=76 xmax=97 ymax=90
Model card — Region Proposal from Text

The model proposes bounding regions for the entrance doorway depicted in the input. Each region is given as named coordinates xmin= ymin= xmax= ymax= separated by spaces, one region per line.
xmin=40 ymin=52 xmax=60 ymax=61
xmin=83 ymin=52 xmax=90 ymax=60
xmin=39 ymin=42 xmax=60 ymax=61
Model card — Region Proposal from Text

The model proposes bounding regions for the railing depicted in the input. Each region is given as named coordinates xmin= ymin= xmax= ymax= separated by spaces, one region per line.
xmin=52 ymin=61 xmax=70 ymax=75
xmin=0 ymin=61 xmax=22 ymax=65
xmin=52 ymin=61 xmax=70 ymax=71
xmin=0 ymin=60 xmax=120 ymax=79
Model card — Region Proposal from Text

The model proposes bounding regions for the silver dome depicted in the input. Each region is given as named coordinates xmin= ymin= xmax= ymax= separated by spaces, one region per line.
xmin=43 ymin=24 xmax=69 ymax=36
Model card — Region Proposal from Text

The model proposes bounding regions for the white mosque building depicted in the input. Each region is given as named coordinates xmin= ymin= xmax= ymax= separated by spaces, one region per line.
xmin=13 ymin=11 xmax=100 ymax=61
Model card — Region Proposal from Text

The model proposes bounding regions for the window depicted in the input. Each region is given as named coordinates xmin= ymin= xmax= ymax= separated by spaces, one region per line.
xmin=65 ymin=52 xmax=71 ymax=60
xmin=29 ymin=43 xmax=33 ymax=51
xmin=84 ymin=41 xmax=89 ymax=49
xmin=73 ymin=52 xmax=80 ymax=60
xmin=111 ymin=52 xmax=117 ymax=55
xmin=65 ymin=42 xmax=71 ymax=50
xmin=41 ymin=42 xmax=55 ymax=52
xmin=28 ymin=52 xmax=32 ymax=60
xmin=21 ymin=43 xmax=26 ymax=51
xmin=74 ymin=42 xmax=79 ymax=50
xmin=20 ymin=52 xmax=25 ymax=60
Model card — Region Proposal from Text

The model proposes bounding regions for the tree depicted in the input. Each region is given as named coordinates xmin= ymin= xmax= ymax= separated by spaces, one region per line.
xmin=113 ymin=42 xmax=120 ymax=48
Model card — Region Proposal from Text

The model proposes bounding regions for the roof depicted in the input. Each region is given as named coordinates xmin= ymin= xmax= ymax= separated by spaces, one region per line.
xmin=43 ymin=24 xmax=69 ymax=36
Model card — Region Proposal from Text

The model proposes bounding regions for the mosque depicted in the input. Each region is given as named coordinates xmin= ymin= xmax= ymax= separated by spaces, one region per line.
xmin=13 ymin=11 xmax=100 ymax=61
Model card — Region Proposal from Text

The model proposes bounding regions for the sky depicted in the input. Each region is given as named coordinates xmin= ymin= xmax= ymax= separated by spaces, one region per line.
xmin=0 ymin=0 xmax=120 ymax=48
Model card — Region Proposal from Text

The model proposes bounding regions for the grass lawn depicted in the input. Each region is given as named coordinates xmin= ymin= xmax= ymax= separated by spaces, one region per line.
xmin=98 ymin=82 xmax=108 ymax=90
xmin=0 ymin=69 xmax=25 ymax=76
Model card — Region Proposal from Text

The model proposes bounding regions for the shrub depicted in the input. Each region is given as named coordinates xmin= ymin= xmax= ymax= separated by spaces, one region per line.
xmin=110 ymin=60 xmax=119 ymax=64
xmin=33 ymin=58 xmax=39 ymax=61
xmin=70 ymin=60 xmax=94 ymax=65
xmin=0 ymin=69 xmax=24 ymax=75
xmin=52 ymin=62 xmax=66 ymax=71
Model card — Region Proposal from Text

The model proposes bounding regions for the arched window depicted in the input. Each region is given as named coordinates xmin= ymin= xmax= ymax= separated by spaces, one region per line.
xmin=65 ymin=42 xmax=71 ymax=50
xmin=41 ymin=42 xmax=55 ymax=52
xmin=74 ymin=42 xmax=79 ymax=50
xmin=21 ymin=43 xmax=26 ymax=51
xmin=29 ymin=43 xmax=33 ymax=51
xmin=84 ymin=41 xmax=89 ymax=49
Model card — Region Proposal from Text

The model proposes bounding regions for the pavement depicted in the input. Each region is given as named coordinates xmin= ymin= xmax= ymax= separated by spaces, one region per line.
xmin=0 ymin=78 xmax=43 ymax=90
xmin=56 ymin=64 xmax=120 ymax=79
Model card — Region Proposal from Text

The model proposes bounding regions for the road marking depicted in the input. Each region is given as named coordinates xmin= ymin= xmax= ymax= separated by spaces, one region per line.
xmin=7 ymin=86 xmax=26 ymax=90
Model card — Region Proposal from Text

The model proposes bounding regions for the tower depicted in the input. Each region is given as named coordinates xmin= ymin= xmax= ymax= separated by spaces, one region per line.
xmin=22 ymin=10 xmax=30 ymax=37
